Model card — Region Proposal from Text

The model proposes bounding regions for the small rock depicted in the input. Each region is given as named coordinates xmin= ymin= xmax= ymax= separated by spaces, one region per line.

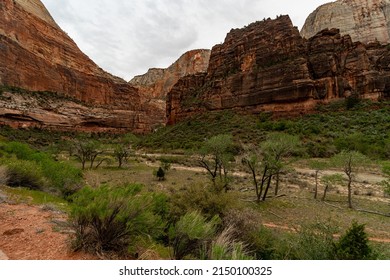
xmin=3 ymin=228 xmax=24 ymax=236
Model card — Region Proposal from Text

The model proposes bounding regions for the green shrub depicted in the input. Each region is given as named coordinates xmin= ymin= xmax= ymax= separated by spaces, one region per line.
xmin=156 ymin=167 xmax=165 ymax=181
xmin=169 ymin=184 xmax=236 ymax=223
xmin=0 ymin=141 xmax=82 ymax=197
xmin=5 ymin=159 xmax=47 ymax=190
xmin=170 ymin=211 xmax=220 ymax=259
xmin=0 ymin=165 xmax=9 ymax=185
xmin=209 ymin=226 xmax=253 ymax=260
xmin=335 ymin=221 xmax=372 ymax=260
xmin=70 ymin=184 xmax=165 ymax=256
xmin=289 ymin=222 xmax=338 ymax=260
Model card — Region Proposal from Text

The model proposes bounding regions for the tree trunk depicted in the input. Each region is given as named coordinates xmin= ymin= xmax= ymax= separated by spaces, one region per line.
xmin=274 ymin=172 xmax=280 ymax=196
xmin=347 ymin=175 xmax=353 ymax=209
xmin=322 ymin=184 xmax=329 ymax=201
xmin=262 ymin=175 xmax=273 ymax=201
xmin=314 ymin=170 xmax=319 ymax=200
xmin=257 ymin=166 xmax=268 ymax=203
xmin=251 ymin=168 xmax=260 ymax=201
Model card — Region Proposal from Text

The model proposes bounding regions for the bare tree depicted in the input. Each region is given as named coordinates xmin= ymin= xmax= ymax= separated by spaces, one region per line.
xmin=308 ymin=160 xmax=328 ymax=200
xmin=320 ymin=174 xmax=343 ymax=201
xmin=331 ymin=151 xmax=369 ymax=208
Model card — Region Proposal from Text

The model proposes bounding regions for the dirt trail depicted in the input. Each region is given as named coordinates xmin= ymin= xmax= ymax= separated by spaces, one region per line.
xmin=141 ymin=152 xmax=387 ymax=184
xmin=295 ymin=168 xmax=386 ymax=184
xmin=263 ymin=222 xmax=390 ymax=243
xmin=0 ymin=202 xmax=95 ymax=260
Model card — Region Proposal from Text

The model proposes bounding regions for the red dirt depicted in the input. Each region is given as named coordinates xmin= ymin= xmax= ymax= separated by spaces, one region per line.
xmin=0 ymin=203 xmax=96 ymax=260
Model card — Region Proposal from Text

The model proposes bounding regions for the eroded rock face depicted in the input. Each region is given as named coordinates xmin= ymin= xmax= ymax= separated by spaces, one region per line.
xmin=0 ymin=0 xmax=163 ymax=133
xmin=130 ymin=50 xmax=211 ymax=99
xmin=167 ymin=16 xmax=390 ymax=125
xmin=301 ymin=0 xmax=390 ymax=44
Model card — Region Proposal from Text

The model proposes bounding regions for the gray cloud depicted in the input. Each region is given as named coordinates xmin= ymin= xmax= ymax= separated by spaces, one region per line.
xmin=40 ymin=0 xmax=329 ymax=80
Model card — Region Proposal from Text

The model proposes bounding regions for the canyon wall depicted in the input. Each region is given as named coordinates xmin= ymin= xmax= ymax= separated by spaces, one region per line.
xmin=167 ymin=16 xmax=390 ymax=125
xmin=301 ymin=0 xmax=390 ymax=44
xmin=0 ymin=0 xmax=162 ymax=133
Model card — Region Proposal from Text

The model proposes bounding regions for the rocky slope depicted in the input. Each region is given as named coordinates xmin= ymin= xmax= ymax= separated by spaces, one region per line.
xmin=301 ymin=0 xmax=390 ymax=44
xmin=0 ymin=0 xmax=163 ymax=133
xmin=130 ymin=49 xmax=211 ymax=99
xmin=129 ymin=49 xmax=210 ymax=122
xmin=167 ymin=16 xmax=390 ymax=125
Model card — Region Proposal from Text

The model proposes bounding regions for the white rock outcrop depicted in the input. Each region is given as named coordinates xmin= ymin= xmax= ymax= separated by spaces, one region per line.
xmin=301 ymin=0 xmax=390 ymax=44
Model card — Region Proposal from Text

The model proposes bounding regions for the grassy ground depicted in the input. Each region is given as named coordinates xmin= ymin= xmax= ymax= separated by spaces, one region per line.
xmin=1 ymin=151 xmax=389 ymax=258
xmin=80 ymin=155 xmax=390 ymax=241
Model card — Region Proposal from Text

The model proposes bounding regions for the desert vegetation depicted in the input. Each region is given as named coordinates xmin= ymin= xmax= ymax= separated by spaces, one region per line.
xmin=0 ymin=99 xmax=389 ymax=260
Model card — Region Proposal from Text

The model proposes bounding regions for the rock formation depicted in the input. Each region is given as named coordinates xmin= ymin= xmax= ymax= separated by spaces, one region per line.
xmin=130 ymin=49 xmax=211 ymax=99
xmin=301 ymin=0 xmax=390 ymax=44
xmin=0 ymin=0 xmax=163 ymax=133
xmin=129 ymin=49 xmax=210 ymax=122
xmin=167 ymin=16 xmax=390 ymax=125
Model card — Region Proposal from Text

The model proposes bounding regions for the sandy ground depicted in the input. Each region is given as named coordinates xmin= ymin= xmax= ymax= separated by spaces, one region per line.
xmin=0 ymin=202 xmax=95 ymax=260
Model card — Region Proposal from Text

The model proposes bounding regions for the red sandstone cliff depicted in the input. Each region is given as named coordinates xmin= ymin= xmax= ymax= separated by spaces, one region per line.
xmin=0 ymin=0 xmax=162 ymax=133
xmin=166 ymin=16 xmax=390 ymax=125
xmin=130 ymin=49 xmax=211 ymax=99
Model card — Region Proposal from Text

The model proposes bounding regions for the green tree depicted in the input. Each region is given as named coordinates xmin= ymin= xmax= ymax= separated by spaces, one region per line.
xmin=199 ymin=134 xmax=234 ymax=192
xmin=73 ymin=140 xmax=104 ymax=170
xmin=113 ymin=144 xmax=130 ymax=168
xmin=261 ymin=133 xmax=300 ymax=199
xmin=336 ymin=221 xmax=372 ymax=260
xmin=331 ymin=151 xmax=369 ymax=208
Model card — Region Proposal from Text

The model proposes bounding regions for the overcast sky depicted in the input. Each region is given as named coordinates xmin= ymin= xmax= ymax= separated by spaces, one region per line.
xmin=40 ymin=0 xmax=330 ymax=81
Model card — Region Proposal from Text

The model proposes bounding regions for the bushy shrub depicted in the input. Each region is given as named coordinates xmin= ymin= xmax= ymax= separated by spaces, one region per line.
xmin=0 ymin=165 xmax=9 ymax=185
xmin=209 ymin=226 xmax=253 ymax=260
xmin=70 ymin=184 xmax=164 ymax=257
xmin=40 ymin=160 xmax=82 ymax=197
xmin=0 ymin=141 xmax=82 ymax=197
xmin=169 ymin=211 xmax=219 ymax=260
xmin=222 ymin=208 xmax=262 ymax=240
xmin=169 ymin=184 xmax=236 ymax=223
xmin=156 ymin=167 xmax=165 ymax=181
xmin=335 ymin=221 xmax=372 ymax=260
xmin=5 ymin=159 xmax=47 ymax=190
xmin=289 ymin=221 xmax=338 ymax=260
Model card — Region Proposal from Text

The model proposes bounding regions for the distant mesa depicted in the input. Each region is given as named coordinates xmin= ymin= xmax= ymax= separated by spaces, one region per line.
xmin=301 ymin=0 xmax=390 ymax=44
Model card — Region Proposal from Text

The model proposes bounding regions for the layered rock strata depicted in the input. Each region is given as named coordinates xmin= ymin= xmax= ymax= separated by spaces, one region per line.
xmin=130 ymin=49 xmax=211 ymax=99
xmin=301 ymin=0 xmax=390 ymax=44
xmin=167 ymin=16 xmax=390 ymax=125
xmin=0 ymin=0 xmax=162 ymax=133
